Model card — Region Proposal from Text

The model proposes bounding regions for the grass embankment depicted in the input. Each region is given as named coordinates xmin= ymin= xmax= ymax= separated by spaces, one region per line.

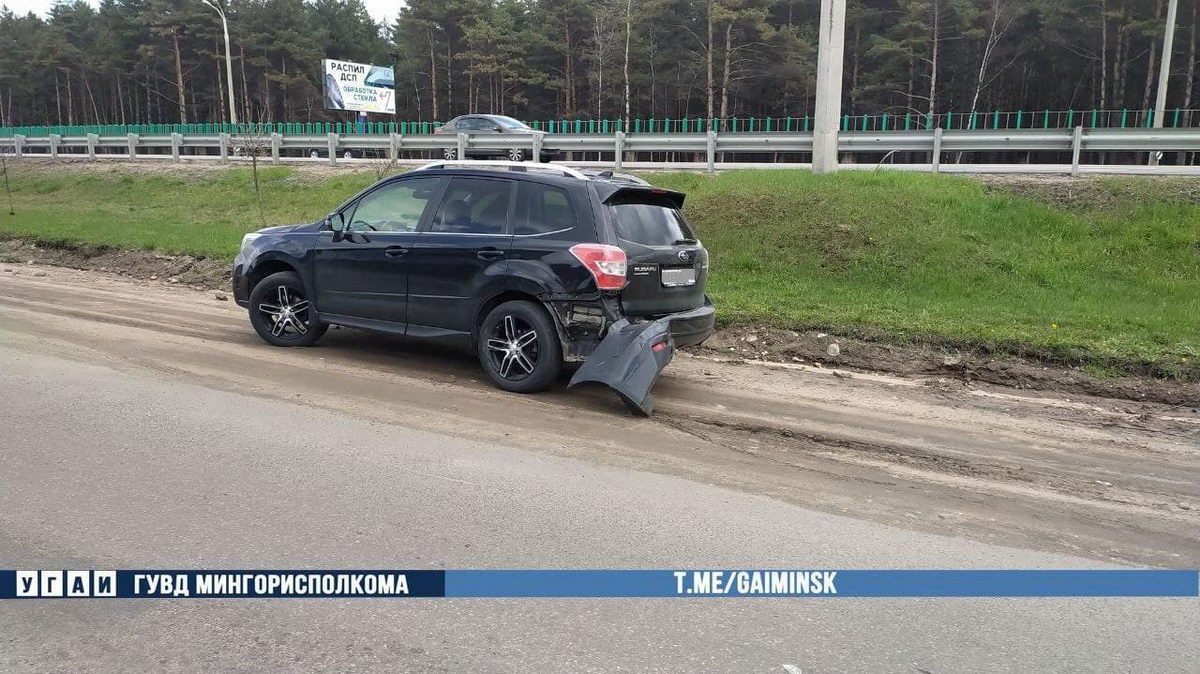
xmin=0 ymin=166 xmax=372 ymax=258
xmin=1 ymin=164 xmax=1196 ymax=377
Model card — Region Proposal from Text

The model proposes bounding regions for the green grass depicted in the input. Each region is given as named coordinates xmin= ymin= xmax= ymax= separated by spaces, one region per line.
xmin=1 ymin=165 xmax=1196 ymax=376
xmin=0 ymin=166 xmax=376 ymax=258
xmin=650 ymin=171 xmax=1198 ymax=376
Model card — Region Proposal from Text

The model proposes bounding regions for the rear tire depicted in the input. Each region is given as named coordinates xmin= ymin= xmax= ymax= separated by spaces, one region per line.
xmin=443 ymin=147 xmax=458 ymax=160
xmin=477 ymin=300 xmax=562 ymax=393
xmin=248 ymin=271 xmax=327 ymax=347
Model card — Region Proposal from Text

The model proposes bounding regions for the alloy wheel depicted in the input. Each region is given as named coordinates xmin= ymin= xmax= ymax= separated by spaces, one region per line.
xmin=486 ymin=314 xmax=539 ymax=380
xmin=507 ymin=148 xmax=524 ymax=162
xmin=257 ymin=285 xmax=311 ymax=339
xmin=443 ymin=148 xmax=457 ymax=160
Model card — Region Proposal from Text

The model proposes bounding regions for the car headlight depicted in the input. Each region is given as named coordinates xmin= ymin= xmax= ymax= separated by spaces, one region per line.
xmin=241 ymin=232 xmax=262 ymax=250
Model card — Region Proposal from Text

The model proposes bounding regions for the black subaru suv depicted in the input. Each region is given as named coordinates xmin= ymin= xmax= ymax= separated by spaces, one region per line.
xmin=232 ymin=161 xmax=715 ymax=414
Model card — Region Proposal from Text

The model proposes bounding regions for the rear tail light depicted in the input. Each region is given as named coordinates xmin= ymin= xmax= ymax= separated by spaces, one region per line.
xmin=569 ymin=243 xmax=627 ymax=290
xmin=651 ymin=338 xmax=670 ymax=353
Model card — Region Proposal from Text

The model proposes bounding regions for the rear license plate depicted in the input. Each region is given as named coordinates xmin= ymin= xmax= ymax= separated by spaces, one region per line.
xmin=660 ymin=266 xmax=696 ymax=287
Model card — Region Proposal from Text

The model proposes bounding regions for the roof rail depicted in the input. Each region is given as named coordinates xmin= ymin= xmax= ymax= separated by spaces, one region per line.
xmin=414 ymin=160 xmax=589 ymax=181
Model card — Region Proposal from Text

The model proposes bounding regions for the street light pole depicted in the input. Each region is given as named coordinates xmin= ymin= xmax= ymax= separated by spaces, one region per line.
xmin=202 ymin=0 xmax=238 ymax=125
xmin=1150 ymin=0 xmax=1179 ymax=165
xmin=812 ymin=0 xmax=847 ymax=175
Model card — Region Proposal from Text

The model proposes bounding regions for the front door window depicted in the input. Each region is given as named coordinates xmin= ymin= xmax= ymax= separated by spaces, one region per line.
xmin=347 ymin=178 xmax=440 ymax=232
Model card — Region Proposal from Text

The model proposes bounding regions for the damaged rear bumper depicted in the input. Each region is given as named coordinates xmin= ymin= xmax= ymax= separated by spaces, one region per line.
xmin=566 ymin=302 xmax=715 ymax=416
xmin=663 ymin=300 xmax=717 ymax=348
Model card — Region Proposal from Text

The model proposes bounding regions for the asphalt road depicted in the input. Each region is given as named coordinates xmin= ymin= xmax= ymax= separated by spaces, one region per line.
xmin=2 ymin=266 xmax=1199 ymax=671
xmin=0 ymin=319 xmax=1197 ymax=671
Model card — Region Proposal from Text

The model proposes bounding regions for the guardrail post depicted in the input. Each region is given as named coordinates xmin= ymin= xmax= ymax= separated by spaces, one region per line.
xmin=127 ymin=133 xmax=137 ymax=159
xmin=1070 ymin=126 xmax=1083 ymax=177
xmin=531 ymin=132 xmax=543 ymax=163
xmin=270 ymin=132 xmax=281 ymax=165
xmin=218 ymin=133 xmax=229 ymax=162
xmin=931 ymin=127 xmax=943 ymax=173
xmin=14 ymin=134 xmax=25 ymax=158
xmin=49 ymin=134 xmax=60 ymax=159
xmin=706 ymin=130 xmax=717 ymax=172
xmin=86 ymin=133 xmax=98 ymax=160
xmin=614 ymin=130 xmax=625 ymax=170
xmin=327 ymin=133 xmax=338 ymax=166
xmin=389 ymin=133 xmax=401 ymax=162
xmin=170 ymin=132 xmax=182 ymax=161
xmin=456 ymin=132 xmax=467 ymax=161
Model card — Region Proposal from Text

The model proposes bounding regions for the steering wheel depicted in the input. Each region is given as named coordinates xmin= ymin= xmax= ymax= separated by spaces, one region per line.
xmin=349 ymin=220 xmax=378 ymax=232
xmin=383 ymin=220 xmax=416 ymax=231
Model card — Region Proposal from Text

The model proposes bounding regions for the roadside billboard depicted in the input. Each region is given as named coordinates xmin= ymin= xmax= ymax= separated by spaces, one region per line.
xmin=322 ymin=59 xmax=395 ymax=114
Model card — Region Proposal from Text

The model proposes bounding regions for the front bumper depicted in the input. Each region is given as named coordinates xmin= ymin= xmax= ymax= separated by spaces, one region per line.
xmin=231 ymin=260 xmax=250 ymax=307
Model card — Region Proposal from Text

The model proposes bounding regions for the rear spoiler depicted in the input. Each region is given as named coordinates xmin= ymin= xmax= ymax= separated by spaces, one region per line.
xmin=593 ymin=184 xmax=686 ymax=209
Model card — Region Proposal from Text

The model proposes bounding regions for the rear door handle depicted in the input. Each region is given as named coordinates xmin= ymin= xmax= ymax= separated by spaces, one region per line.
xmin=476 ymin=248 xmax=506 ymax=261
xmin=385 ymin=245 xmax=409 ymax=258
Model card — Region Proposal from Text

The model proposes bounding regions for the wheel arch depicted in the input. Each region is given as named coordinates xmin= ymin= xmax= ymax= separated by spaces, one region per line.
xmin=246 ymin=256 xmax=303 ymax=295
xmin=472 ymin=288 xmax=567 ymax=352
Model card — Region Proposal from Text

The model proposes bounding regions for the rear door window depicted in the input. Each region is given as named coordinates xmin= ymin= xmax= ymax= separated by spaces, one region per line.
xmin=607 ymin=200 xmax=695 ymax=246
xmin=429 ymin=177 xmax=513 ymax=234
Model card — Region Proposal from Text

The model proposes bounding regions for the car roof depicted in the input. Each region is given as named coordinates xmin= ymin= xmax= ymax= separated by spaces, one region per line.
xmin=411 ymin=166 xmax=583 ymax=189
xmin=448 ymin=113 xmax=520 ymax=121
xmin=408 ymin=164 xmax=685 ymax=206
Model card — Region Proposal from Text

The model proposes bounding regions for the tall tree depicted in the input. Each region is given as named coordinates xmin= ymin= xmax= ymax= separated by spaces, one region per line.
xmin=2 ymin=0 xmax=1197 ymax=130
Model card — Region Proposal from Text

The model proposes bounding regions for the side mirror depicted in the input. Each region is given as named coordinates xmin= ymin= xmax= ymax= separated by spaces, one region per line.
xmin=329 ymin=212 xmax=346 ymax=232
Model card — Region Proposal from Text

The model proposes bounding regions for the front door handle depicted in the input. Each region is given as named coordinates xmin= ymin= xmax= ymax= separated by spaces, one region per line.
xmin=476 ymin=248 xmax=506 ymax=261
xmin=385 ymin=245 xmax=409 ymax=258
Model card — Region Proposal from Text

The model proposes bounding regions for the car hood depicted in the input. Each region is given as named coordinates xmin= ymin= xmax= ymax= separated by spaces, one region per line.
xmin=255 ymin=222 xmax=323 ymax=235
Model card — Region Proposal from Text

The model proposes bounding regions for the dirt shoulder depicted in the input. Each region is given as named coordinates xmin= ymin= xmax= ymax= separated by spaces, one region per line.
xmin=705 ymin=324 xmax=1199 ymax=407
xmin=977 ymin=173 xmax=1200 ymax=208
xmin=3 ymin=234 xmax=1195 ymax=407
xmin=0 ymin=237 xmax=232 ymax=289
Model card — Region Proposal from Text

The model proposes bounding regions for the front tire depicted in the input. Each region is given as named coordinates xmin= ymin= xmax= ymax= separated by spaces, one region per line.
xmin=507 ymin=148 xmax=524 ymax=162
xmin=443 ymin=147 xmax=458 ymax=160
xmin=248 ymin=271 xmax=327 ymax=347
xmin=477 ymin=300 xmax=562 ymax=393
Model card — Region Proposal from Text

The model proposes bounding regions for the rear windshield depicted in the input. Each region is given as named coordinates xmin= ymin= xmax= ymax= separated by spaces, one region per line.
xmin=607 ymin=203 xmax=695 ymax=246
xmin=491 ymin=116 xmax=529 ymax=129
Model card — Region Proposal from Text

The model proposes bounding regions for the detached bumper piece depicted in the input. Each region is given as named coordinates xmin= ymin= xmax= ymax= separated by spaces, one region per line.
xmin=568 ymin=317 xmax=675 ymax=417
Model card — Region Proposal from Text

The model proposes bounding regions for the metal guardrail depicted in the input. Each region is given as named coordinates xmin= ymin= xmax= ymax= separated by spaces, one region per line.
xmin=3 ymin=128 xmax=1199 ymax=176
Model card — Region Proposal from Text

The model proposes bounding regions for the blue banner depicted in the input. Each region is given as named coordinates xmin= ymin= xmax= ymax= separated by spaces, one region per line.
xmin=448 ymin=570 xmax=1199 ymax=598
xmin=1 ymin=569 xmax=1196 ymax=599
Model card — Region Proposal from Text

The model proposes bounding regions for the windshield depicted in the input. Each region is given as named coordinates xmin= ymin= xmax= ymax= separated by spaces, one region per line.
xmin=491 ymin=116 xmax=529 ymax=129
xmin=608 ymin=203 xmax=695 ymax=246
